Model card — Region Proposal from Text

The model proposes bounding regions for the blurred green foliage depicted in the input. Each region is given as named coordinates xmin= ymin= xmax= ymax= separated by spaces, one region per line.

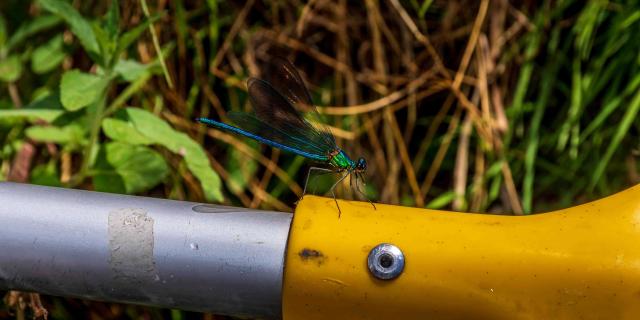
xmin=0 ymin=0 xmax=223 ymax=202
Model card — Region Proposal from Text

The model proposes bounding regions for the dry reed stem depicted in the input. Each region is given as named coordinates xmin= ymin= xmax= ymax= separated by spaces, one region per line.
xmin=261 ymin=29 xmax=352 ymax=75
xmin=491 ymin=86 xmax=509 ymax=133
xmin=205 ymin=153 xmax=253 ymax=208
xmin=448 ymin=83 xmax=491 ymax=141
xmin=454 ymin=114 xmax=473 ymax=210
xmin=7 ymin=83 xmax=22 ymax=107
xmin=353 ymin=84 xmax=449 ymax=142
xmin=421 ymin=106 xmax=463 ymax=196
xmin=471 ymin=144 xmax=487 ymax=212
xmin=296 ymin=0 xmax=318 ymax=37
xmin=452 ymin=0 xmax=489 ymax=89
xmin=412 ymin=94 xmax=455 ymax=170
xmin=61 ymin=151 xmax=72 ymax=183
xmin=206 ymin=129 xmax=303 ymax=196
xmin=388 ymin=0 xmax=449 ymax=78
xmin=387 ymin=110 xmax=425 ymax=207
xmin=501 ymin=161 xmax=523 ymax=214
xmin=319 ymin=69 xmax=436 ymax=115
xmin=206 ymin=147 xmax=291 ymax=212
xmin=251 ymin=150 xmax=280 ymax=208
xmin=210 ymin=0 xmax=255 ymax=72
xmin=368 ymin=0 xmax=422 ymax=206
xmin=248 ymin=178 xmax=291 ymax=212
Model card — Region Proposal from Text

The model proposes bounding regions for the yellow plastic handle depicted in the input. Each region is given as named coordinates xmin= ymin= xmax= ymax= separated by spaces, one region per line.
xmin=282 ymin=185 xmax=640 ymax=319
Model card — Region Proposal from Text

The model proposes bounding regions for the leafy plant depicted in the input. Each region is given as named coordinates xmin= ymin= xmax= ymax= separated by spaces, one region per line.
xmin=0 ymin=0 xmax=222 ymax=201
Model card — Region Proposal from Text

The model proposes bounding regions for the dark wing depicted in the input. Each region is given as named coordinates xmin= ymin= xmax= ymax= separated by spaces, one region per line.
xmin=258 ymin=57 xmax=336 ymax=146
xmin=247 ymin=78 xmax=337 ymax=152
xmin=261 ymin=56 xmax=314 ymax=111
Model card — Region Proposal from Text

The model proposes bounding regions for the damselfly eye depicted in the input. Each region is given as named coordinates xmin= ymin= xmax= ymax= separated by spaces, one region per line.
xmin=356 ymin=158 xmax=367 ymax=171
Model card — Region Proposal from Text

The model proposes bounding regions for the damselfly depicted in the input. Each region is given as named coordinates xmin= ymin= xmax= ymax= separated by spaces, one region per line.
xmin=197 ymin=57 xmax=375 ymax=214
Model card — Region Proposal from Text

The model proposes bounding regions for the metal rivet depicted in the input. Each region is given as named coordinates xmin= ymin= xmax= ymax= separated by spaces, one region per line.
xmin=367 ymin=243 xmax=405 ymax=280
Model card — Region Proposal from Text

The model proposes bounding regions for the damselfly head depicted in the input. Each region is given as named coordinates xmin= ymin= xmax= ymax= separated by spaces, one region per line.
xmin=355 ymin=157 xmax=367 ymax=172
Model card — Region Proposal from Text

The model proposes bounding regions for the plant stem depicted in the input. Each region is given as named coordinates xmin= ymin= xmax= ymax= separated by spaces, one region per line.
xmin=140 ymin=0 xmax=174 ymax=89
xmin=68 ymin=76 xmax=111 ymax=187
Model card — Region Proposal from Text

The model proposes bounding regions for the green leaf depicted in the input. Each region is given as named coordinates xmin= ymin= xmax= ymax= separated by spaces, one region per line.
xmin=38 ymin=0 xmax=100 ymax=56
xmin=6 ymin=15 xmax=62 ymax=51
xmin=102 ymin=117 xmax=152 ymax=145
xmin=92 ymin=170 xmax=126 ymax=194
xmin=114 ymin=59 xmax=151 ymax=82
xmin=178 ymin=135 xmax=224 ymax=202
xmin=31 ymin=34 xmax=66 ymax=74
xmin=60 ymin=70 xmax=108 ymax=111
xmin=125 ymin=108 xmax=179 ymax=149
xmin=93 ymin=141 xmax=168 ymax=194
xmin=415 ymin=0 xmax=435 ymax=18
xmin=426 ymin=191 xmax=456 ymax=209
xmin=589 ymin=87 xmax=640 ymax=189
xmin=124 ymin=108 xmax=223 ymax=201
xmin=26 ymin=126 xmax=71 ymax=144
xmin=0 ymin=14 xmax=7 ymax=49
xmin=0 ymin=91 xmax=64 ymax=123
xmin=95 ymin=1 xmax=126 ymax=67
xmin=25 ymin=123 xmax=85 ymax=145
xmin=92 ymin=23 xmax=113 ymax=66
xmin=0 ymin=55 xmax=23 ymax=82
xmin=27 ymin=90 xmax=64 ymax=109
xmin=0 ymin=109 xmax=64 ymax=122
xmin=105 ymin=1 xmax=120 ymax=39
xmin=30 ymin=161 xmax=62 ymax=187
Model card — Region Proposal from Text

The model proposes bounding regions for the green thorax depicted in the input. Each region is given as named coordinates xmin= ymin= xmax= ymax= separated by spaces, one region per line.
xmin=329 ymin=150 xmax=355 ymax=170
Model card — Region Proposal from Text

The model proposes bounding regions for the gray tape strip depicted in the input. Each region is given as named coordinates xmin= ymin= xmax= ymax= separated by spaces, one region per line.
xmin=108 ymin=208 xmax=157 ymax=284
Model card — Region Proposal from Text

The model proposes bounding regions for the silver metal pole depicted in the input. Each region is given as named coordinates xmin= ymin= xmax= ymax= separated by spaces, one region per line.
xmin=0 ymin=182 xmax=292 ymax=319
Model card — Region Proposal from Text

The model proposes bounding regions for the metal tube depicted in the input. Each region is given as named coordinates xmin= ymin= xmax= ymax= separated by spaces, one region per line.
xmin=0 ymin=182 xmax=292 ymax=319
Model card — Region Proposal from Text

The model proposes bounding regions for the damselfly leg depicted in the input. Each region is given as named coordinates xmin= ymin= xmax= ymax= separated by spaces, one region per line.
xmin=326 ymin=171 xmax=350 ymax=217
xmin=302 ymin=166 xmax=375 ymax=216
xmin=355 ymin=172 xmax=377 ymax=210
